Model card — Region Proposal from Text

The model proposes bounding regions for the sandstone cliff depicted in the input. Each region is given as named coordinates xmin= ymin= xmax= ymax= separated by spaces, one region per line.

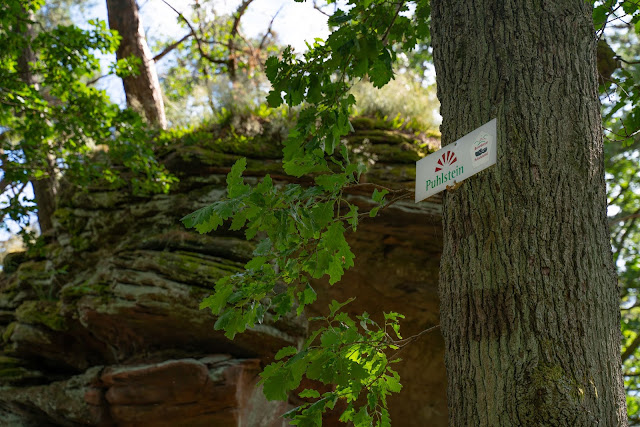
xmin=0 ymin=116 xmax=447 ymax=426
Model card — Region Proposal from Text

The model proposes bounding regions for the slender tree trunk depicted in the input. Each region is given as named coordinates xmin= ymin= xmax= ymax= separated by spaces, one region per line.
xmin=106 ymin=0 xmax=167 ymax=129
xmin=17 ymin=7 xmax=57 ymax=235
xmin=431 ymin=1 xmax=627 ymax=425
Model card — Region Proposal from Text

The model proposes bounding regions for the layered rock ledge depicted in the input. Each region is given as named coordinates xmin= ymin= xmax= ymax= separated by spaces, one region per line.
xmin=0 ymin=117 xmax=447 ymax=426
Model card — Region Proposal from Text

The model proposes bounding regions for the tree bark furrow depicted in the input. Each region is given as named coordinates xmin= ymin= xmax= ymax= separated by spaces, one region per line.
xmin=432 ymin=1 xmax=627 ymax=425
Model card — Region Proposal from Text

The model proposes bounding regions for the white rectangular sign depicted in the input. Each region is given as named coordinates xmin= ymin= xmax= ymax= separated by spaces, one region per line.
xmin=415 ymin=119 xmax=497 ymax=203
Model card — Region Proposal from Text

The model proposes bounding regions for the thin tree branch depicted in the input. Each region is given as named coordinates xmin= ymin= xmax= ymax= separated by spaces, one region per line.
xmin=6 ymin=180 xmax=28 ymax=202
xmin=313 ymin=0 xmax=331 ymax=17
xmin=610 ymin=209 xmax=640 ymax=226
xmin=621 ymin=303 xmax=640 ymax=311
xmin=623 ymin=334 xmax=640 ymax=363
xmin=394 ymin=324 xmax=440 ymax=348
xmin=86 ymin=73 xmax=111 ymax=86
xmin=616 ymin=56 xmax=640 ymax=65
xmin=597 ymin=3 xmax=624 ymax=41
xmin=346 ymin=182 xmax=403 ymax=194
xmin=228 ymin=0 xmax=255 ymax=80
xmin=159 ymin=0 xmax=229 ymax=65
xmin=381 ymin=1 xmax=406 ymax=46
xmin=153 ymin=31 xmax=195 ymax=62
xmin=230 ymin=0 xmax=254 ymax=39
xmin=613 ymin=215 xmax=638 ymax=261
xmin=14 ymin=181 xmax=27 ymax=199
xmin=235 ymin=29 xmax=255 ymax=58
xmin=259 ymin=6 xmax=283 ymax=50
xmin=0 ymin=179 xmax=11 ymax=195
xmin=603 ymin=126 xmax=640 ymax=142
xmin=388 ymin=324 xmax=440 ymax=362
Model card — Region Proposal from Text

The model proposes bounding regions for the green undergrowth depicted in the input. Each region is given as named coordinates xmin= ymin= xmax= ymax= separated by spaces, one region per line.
xmin=156 ymin=105 xmax=440 ymax=165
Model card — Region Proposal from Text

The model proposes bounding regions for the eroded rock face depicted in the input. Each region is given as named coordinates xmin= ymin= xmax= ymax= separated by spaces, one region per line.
xmin=101 ymin=357 xmax=288 ymax=426
xmin=0 ymin=120 xmax=447 ymax=425
xmin=0 ymin=356 xmax=288 ymax=426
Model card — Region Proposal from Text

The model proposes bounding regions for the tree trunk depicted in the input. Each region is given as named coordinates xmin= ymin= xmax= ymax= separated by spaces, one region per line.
xmin=16 ymin=7 xmax=57 ymax=235
xmin=431 ymin=1 xmax=627 ymax=425
xmin=29 ymin=156 xmax=57 ymax=235
xmin=106 ymin=0 xmax=167 ymax=129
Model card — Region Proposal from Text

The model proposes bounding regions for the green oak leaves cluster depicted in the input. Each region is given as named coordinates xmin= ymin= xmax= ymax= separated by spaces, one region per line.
xmin=181 ymin=153 xmax=397 ymax=424
xmin=182 ymin=155 xmax=361 ymax=337
xmin=264 ymin=0 xmax=429 ymax=179
xmin=182 ymin=0 xmax=429 ymax=424
xmin=263 ymin=303 xmax=406 ymax=426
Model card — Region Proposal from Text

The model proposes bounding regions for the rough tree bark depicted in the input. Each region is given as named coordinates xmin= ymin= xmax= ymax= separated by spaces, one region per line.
xmin=106 ymin=0 xmax=167 ymax=129
xmin=431 ymin=1 xmax=627 ymax=425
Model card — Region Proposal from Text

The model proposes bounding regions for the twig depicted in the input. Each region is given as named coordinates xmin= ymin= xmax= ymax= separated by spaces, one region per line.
xmin=313 ymin=0 xmax=330 ymax=17
xmin=617 ymin=57 xmax=640 ymax=65
xmin=610 ymin=209 xmax=640 ymax=226
xmin=346 ymin=182 xmax=403 ymax=194
xmin=153 ymin=31 xmax=194 ymax=62
xmin=8 ymin=180 xmax=28 ymax=201
xmin=613 ymin=215 xmax=638 ymax=263
xmin=228 ymin=0 xmax=255 ymax=80
xmin=259 ymin=6 xmax=283 ymax=50
xmin=388 ymin=324 xmax=440 ymax=361
xmin=381 ymin=191 xmax=413 ymax=211
xmin=623 ymin=334 xmax=640 ymax=363
xmin=603 ymin=126 xmax=640 ymax=142
xmin=381 ymin=1 xmax=406 ymax=46
xmin=235 ymin=29 xmax=255 ymax=56
xmin=159 ymin=0 xmax=228 ymax=65
xmin=230 ymin=0 xmax=254 ymax=39
xmin=597 ymin=3 xmax=624 ymax=41
xmin=86 ymin=73 xmax=110 ymax=86
xmin=0 ymin=179 xmax=10 ymax=195
xmin=394 ymin=324 xmax=440 ymax=348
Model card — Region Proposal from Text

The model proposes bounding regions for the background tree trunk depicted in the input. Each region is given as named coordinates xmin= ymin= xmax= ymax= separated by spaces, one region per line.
xmin=16 ymin=7 xmax=57 ymax=235
xmin=106 ymin=0 xmax=167 ymax=129
xmin=431 ymin=1 xmax=627 ymax=425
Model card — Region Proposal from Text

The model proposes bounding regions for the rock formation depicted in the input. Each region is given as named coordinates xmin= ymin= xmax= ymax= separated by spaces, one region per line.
xmin=0 ymin=116 xmax=447 ymax=426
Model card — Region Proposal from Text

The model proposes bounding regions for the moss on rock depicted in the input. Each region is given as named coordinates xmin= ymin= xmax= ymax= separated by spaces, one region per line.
xmin=61 ymin=282 xmax=110 ymax=300
xmin=16 ymin=261 xmax=51 ymax=288
xmin=0 ymin=354 xmax=44 ymax=385
xmin=0 ymin=367 xmax=33 ymax=383
xmin=366 ymin=143 xmax=427 ymax=164
xmin=156 ymin=250 xmax=243 ymax=285
xmin=0 ymin=355 xmax=34 ymax=384
xmin=347 ymin=129 xmax=416 ymax=146
xmin=350 ymin=116 xmax=394 ymax=131
xmin=206 ymin=134 xmax=283 ymax=159
xmin=2 ymin=252 xmax=28 ymax=275
xmin=2 ymin=322 xmax=16 ymax=343
xmin=15 ymin=301 xmax=66 ymax=332
xmin=53 ymin=208 xmax=88 ymax=236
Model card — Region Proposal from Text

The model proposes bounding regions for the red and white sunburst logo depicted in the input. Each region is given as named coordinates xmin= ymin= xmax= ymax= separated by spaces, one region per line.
xmin=434 ymin=150 xmax=457 ymax=172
